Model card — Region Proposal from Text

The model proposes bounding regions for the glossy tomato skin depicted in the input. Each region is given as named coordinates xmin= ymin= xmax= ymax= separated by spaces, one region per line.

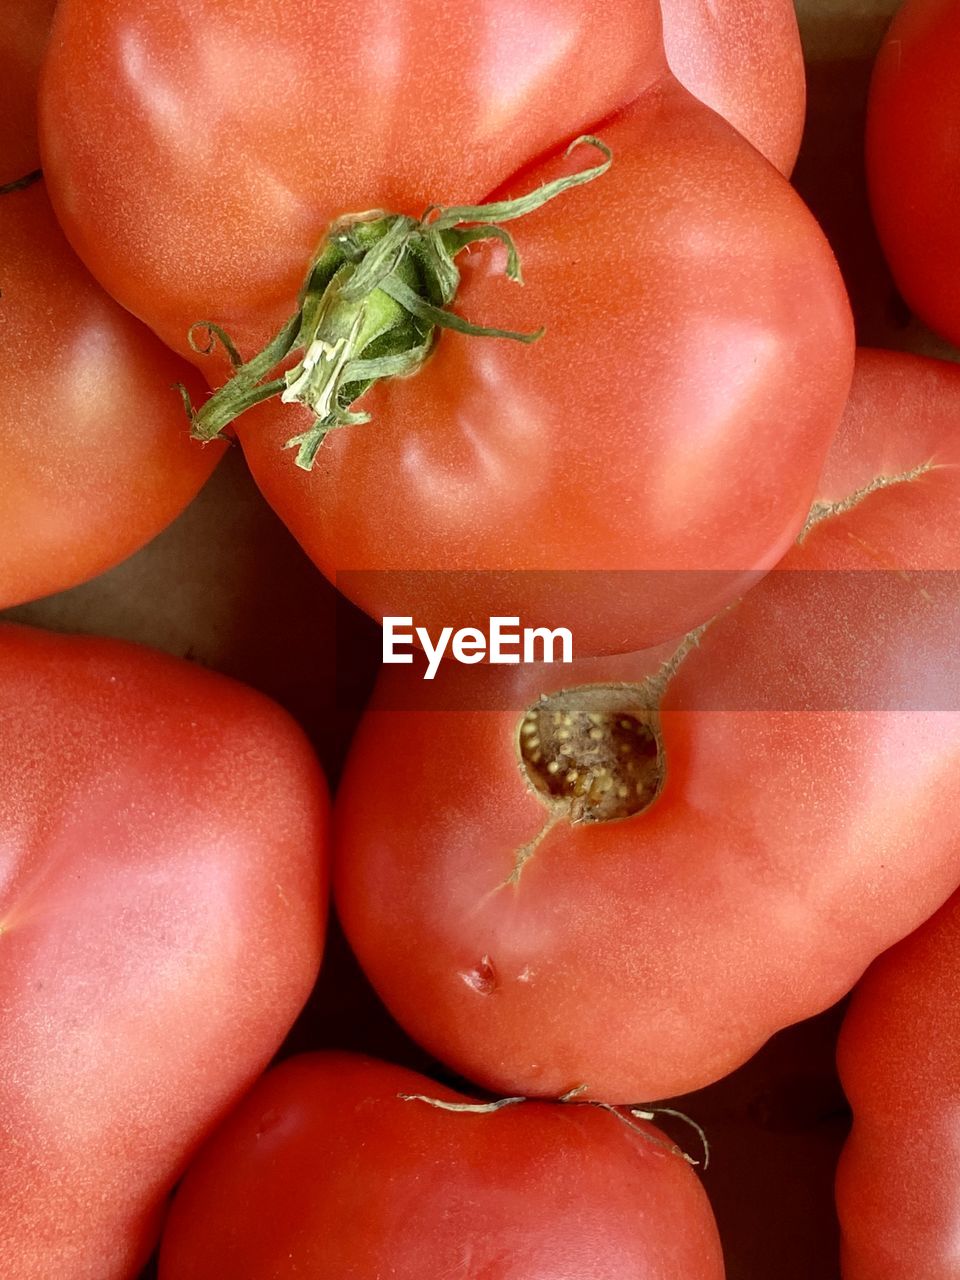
xmin=661 ymin=0 xmax=805 ymax=174
xmin=158 ymin=1053 xmax=725 ymax=1279
xmin=866 ymin=0 xmax=960 ymax=346
xmin=836 ymin=889 xmax=960 ymax=1279
xmin=0 ymin=0 xmax=56 ymax=184
xmin=334 ymin=349 xmax=960 ymax=1101
xmin=0 ymin=183 xmax=223 ymax=610
xmin=0 ymin=625 xmax=328 ymax=1280
xmin=36 ymin=0 xmax=806 ymax=345
xmin=0 ymin=0 xmax=222 ymax=609
xmin=241 ymin=85 xmax=853 ymax=653
xmin=39 ymin=0 xmax=665 ymax=362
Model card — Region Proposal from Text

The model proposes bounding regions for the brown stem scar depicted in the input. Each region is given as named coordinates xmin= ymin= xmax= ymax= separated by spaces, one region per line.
xmin=801 ymin=458 xmax=936 ymax=539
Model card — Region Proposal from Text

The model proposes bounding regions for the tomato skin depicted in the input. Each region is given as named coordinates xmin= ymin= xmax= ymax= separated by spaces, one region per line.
xmin=0 ymin=0 xmax=221 ymax=609
xmin=661 ymin=0 xmax=805 ymax=175
xmin=240 ymin=84 xmax=853 ymax=653
xmin=0 ymin=625 xmax=328 ymax=1280
xmin=0 ymin=183 xmax=223 ymax=609
xmin=0 ymin=0 xmax=56 ymax=184
xmin=333 ymin=349 xmax=960 ymax=1101
xmin=837 ymin=889 xmax=960 ymax=1279
xmin=158 ymin=1052 xmax=725 ymax=1279
xmin=866 ymin=0 xmax=960 ymax=346
xmin=37 ymin=0 xmax=806 ymax=348
xmin=39 ymin=0 xmax=665 ymax=362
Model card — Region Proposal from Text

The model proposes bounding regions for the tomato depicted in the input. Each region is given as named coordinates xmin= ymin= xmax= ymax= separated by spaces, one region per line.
xmin=0 ymin=2 xmax=223 ymax=611
xmin=158 ymin=1052 xmax=724 ymax=1279
xmin=836 ymin=887 xmax=960 ymax=1279
xmin=40 ymin=0 xmax=852 ymax=653
xmin=0 ymin=0 xmax=56 ymax=185
xmin=0 ymin=182 xmax=225 ymax=610
xmin=333 ymin=348 xmax=960 ymax=1102
xmin=866 ymin=0 xmax=960 ymax=347
xmin=0 ymin=625 xmax=328 ymax=1280
xmin=661 ymin=0 xmax=805 ymax=175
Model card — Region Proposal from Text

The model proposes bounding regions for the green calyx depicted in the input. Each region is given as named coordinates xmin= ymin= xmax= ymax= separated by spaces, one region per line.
xmin=178 ymin=135 xmax=612 ymax=470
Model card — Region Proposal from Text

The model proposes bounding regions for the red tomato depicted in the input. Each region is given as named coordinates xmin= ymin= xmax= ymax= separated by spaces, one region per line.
xmin=0 ymin=183 xmax=223 ymax=609
xmin=661 ymin=0 xmax=805 ymax=175
xmin=39 ymin=0 xmax=853 ymax=653
xmin=0 ymin=625 xmax=328 ymax=1280
xmin=0 ymin=0 xmax=56 ymax=184
xmin=333 ymin=349 xmax=960 ymax=1101
xmin=836 ymin=887 xmax=960 ymax=1279
xmin=0 ymin=2 xmax=223 ymax=610
xmin=158 ymin=1052 xmax=725 ymax=1279
xmin=866 ymin=0 xmax=960 ymax=346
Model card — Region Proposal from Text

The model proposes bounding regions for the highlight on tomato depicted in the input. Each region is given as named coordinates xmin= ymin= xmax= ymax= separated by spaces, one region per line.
xmin=333 ymin=348 xmax=960 ymax=1102
xmin=39 ymin=0 xmax=853 ymax=654
xmin=158 ymin=1052 xmax=725 ymax=1279
xmin=866 ymin=0 xmax=960 ymax=346
xmin=0 ymin=625 xmax=328 ymax=1280
xmin=0 ymin=0 xmax=223 ymax=611
xmin=661 ymin=0 xmax=805 ymax=174
xmin=837 ymin=886 xmax=960 ymax=1280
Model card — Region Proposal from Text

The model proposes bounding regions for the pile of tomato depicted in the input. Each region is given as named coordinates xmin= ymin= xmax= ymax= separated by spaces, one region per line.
xmin=3 ymin=0 xmax=960 ymax=1276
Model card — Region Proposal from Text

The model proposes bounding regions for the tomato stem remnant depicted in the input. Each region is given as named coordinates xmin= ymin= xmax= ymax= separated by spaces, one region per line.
xmin=178 ymin=137 xmax=612 ymax=469
xmin=399 ymin=1091 xmax=706 ymax=1166
xmin=519 ymin=687 xmax=662 ymax=823
xmin=397 ymin=1094 xmax=526 ymax=1114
